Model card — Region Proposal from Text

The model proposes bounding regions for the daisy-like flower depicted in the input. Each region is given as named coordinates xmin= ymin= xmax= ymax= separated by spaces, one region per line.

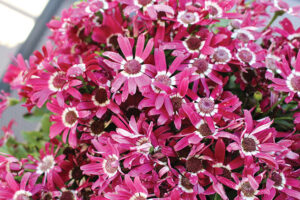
xmin=188 ymin=54 xmax=223 ymax=85
xmin=121 ymin=0 xmax=174 ymax=20
xmin=47 ymin=100 xmax=90 ymax=148
xmin=234 ymin=42 xmax=265 ymax=68
xmin=202 ymin=0 xmax=241 ymax=19
xmin=0 ymin=172 xmax=41 ymax=200
xmin=103 ymin=34 xmax=153 ymax=102
xmin=274 ymin=18 xmax=300 ymax=49
xmin=104 ymin=175 xmax=148 ymax=200
xmin=269 ymin=51 xmax=300 ymax=102
xmin=210 ymin=46 xmax=232 ymax=65
xmin=80 ymin=138 xmax=120 ymax=192
xmin=111 ymin=114 xmax=154 ymax=169
xmin=77 ymin=83 xmax=120 ymax=119
xmin=25 ymin=143 xmax=65 ymax=190
xmin=265 ymin=167 xmax=300 ymax=199
xmin=217 ymin=164 xmax=268 ymax=200
xmin=226 ymin=110 xmax=282 ymax=168
xmin=177 ymin=10 xmax=200 ymax=28
xmin=28 ymin=63 xmax=82 ymax=108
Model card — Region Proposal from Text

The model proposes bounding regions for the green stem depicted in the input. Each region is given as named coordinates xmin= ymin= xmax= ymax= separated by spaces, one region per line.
xmin=263 ymin=10 xmax=285 ymax=32
xmin=266 ymin=94 xmax=287 ymax=115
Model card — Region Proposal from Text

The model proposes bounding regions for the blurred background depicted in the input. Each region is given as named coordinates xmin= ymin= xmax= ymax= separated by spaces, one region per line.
xmin=0 ymin=0 xmax=299 ymax=140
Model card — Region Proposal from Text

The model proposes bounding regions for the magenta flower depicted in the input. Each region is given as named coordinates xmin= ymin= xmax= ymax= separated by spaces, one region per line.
xmin=25 ymin=143 xmax=65 ymax=190
xmin=269 ymin=51 xmax=300 ymax=102
xmin=0 ymin=91 xmax=10 ymax=119
xmin=104 ymin=175 xmax=148 ymax=200
xmin=77 ymin=83 xmax=120 ymax=118
xmin=0 ymin=172 xmax=41 ymax=200
xmin=80 ymin=138 xmax=120 ymax=192
xmin=47 ymin=100 xmax=90 ymax=147
xmin=0 ymin=120 xmax=15 ymax=147
xmin=103 ymin=34 xmax=153 ymax=102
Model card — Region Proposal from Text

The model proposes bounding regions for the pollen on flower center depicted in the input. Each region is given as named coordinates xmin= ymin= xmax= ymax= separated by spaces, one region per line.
xmin=49 ymin=72 xmax=67 ymax=92
xmin=196 ymin=121 xmax=212 ymax=137
xmin=185 ymin=37 xmax=202 ymax=51
xmin=179 ymin=175 xmax=194 ymax=193
xmin=129 ymin=192 xmax=147 ymax=200
xmin=192 ymin=58 xmax=209 ymax=74
xmin=13 ymin=190 xmax=32 ymax=200
xmin=103 ymin=155 xmax=118 ymax=177
xmin=237 ymin=48 xmax=255 ymax=65
xmin=186 ymin=156 xmax=204 ymax=173
xmin=90 ymin=119 xmax=105 ymax=136
xmin=270 ymin=172 xmax=286 ymax=189
xmin=240 ymin=182 xmax=255 ymax=197
xmin=60 ymin=191 xmax=75 ymax=200
xmin=242 ymin=137 xmax=257 ymax=152
xmin=206 ymin=2 xmax=222 ymax=17
xmin=211 ymin=47 xmax=231 ymax=64
xmin=93 ymin=87 xmax=109 ymax=106
xmin=178 ymin=11 xmax=198 ymax=25
xmin=123 ymin=60 xmax=142 ymax=75
xmin=171 ymin=96 xmax=183 ymax=113
xmin=62 ymin=108 xmax=78 ymax=128
xmin=153 ymin=74 xmax=172 ymax=92
xmin=197 ymin=97 xmax=217 ymax=116
xmin=37 ymin=155 xmax=55 ymax=174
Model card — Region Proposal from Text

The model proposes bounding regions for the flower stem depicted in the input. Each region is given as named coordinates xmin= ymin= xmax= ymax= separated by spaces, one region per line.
xmin=263 ymin=10 xmax=285 ymax=32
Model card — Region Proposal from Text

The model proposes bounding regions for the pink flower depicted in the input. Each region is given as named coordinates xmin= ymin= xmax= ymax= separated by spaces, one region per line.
xmin=269 ymin=51 xmax=300 ymax=102
xmin=104 ymin=175 xmax=148 ymax=200
xmin=47 ymin=100 xmax=90 ymax=147
xmin=0 ymin=172 xmax=41 ymax=200
xmin=0 ymin=120 xmax=15 ymax=147
xmin=103 ymin=34 xmax=154 ymax=102
xmin=274 ymin=18 xmax=300 ymax=49
xmin=80 ymin=138 xmax=120 ymax=193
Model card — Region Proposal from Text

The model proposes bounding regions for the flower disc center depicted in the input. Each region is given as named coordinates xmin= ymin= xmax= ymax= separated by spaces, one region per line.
xmin=171 ymin=96 xmax=183 ymax=113
xmin=241 ymin=182 xmax=255 ymax=197
xmin=198 ymin=98 xmax=215 ymax=114
xmin=64 ymin=110 xmax=78 ymax=127
xmin=186 ymin=156 xmax=204 ymax=173
xmin=212 ymin=47 xmax=231 ymax=64
xmin=90 ymin=119 xmax=105 ymax=136
xmin=197 ymin=122 xmax=212 ymax=137
xmin=192 ymin=58 xmax=209 ymax=74
xmin=104 ymin=155 xmax=118 ymax=176
xmin=137 ymin=0 xmax=152 ymax=6
xmin=238 ymin=49 xmax=253 ymax=64
xmin=290 ymin=75 xmax=300 ymax=92
xmin=61 ymin=191 xmax=75 ymax=200
xmin=237 ymin=33 xmax=250 ymax=43
xmin=270 ymin=172 xmax=283 ymax=187
xmin=37 ymin=155 xmax=55 ymax=174
xmin=242 ymin=137 xmax=257 ymax=152
xmin=180 ymin=12 xmax=196 ymax=24
xmin=185 ymin=37 xmax=201 ymax=51
xmin=94 ymin=87 xmax=108 ymax=105
xmin=124 ymin=60 xmax=142 ymax=75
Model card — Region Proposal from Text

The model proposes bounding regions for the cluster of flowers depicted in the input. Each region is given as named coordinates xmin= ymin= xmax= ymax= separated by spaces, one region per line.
xmin=0 ymin=0 xmax=300 ymax=199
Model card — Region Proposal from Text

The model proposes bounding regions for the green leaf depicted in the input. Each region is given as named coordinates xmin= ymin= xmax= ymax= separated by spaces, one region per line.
xmin=41 ymin=114 xmax=51 ymax=135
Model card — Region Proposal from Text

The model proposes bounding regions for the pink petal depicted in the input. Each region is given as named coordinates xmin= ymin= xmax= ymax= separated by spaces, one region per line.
xmin=141 ymin=38 xmax=154 ymax=61
xmin=118 ymin=35 xmax=133 ymax=58
xmin=102 ymin=51 xmax=125 ymax=63
xmin=135 ymin=34 xmax=145 ymax=59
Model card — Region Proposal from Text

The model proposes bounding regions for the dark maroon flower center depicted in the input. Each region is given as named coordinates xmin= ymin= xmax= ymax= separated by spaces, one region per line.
xmin=180 ymin=176 xmax=194 ymax=191
xmin=242 ymin=137 xmax=256 ymax=152
xmin=52 ymin=73 xmax=67 ymax=90
xmin=222 ymin=167 xmax=231 ymax=179
xmin=237 ymin=33 xmax=250 ymax=43
xmin=108 ymin=35 xmax=118 ymax=48
xmin=42 ymin=193 xmax=52 ymax=200
xmin=212 ymin=48 xmax=230 ymax=63
xmin=65 ymin=110 xmax=78 ymax=126
xmin=90 ymin=119 xmax=105 ymax=135
xmin=72 ymin=166 xmax=83 ymax=180
xmin=124 ymin=60 xmax=142 ymax=75
xmin=94 ymin=87 xmax=108 ymax=105
xmin=180 ymin=12 xmax=196 ymax=24
xmin=192 ymin=59 xmax=209 ymax=74
xmin=171 ymin=97 xmax=183 ymax=113
xmin=154 ymin=74 xmax=172 ymax=91
xmin=241 ymin=182 xmax=255 ymax=197
xmin=61 ymin=191 xmax=75 ymax=200
xmin=185 ymin=37 xmax=202 ymax=51
xmin=186 ymin=156 xmax=204 ymax=173
xmin=105 ymin=156 xmax=118 ymax=175
xmin=241 ymin=68 xmax=256 ymax=83
xmin=137 ymin=0 xmax=152 ymax=6
xmin=177 ymin=146 xmax=191 ymax=159
xmin=290 ymin=75 xmax=300 ymax=91
xmin=207 ymin=5 xmax=219 ymax=16
xmin=198 ymin=98 xmax=215 ymax=114
xmin=238 ymin=49 xmax=253 ymax=63
xmin=270 ymin=172 xmax=283 ymax=187
xmin=197 ymin=122 xmax=212 ymax=136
